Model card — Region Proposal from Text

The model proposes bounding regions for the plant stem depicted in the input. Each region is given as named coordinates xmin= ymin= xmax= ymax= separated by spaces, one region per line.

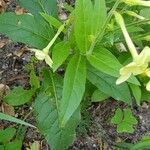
xmin=87 ymin=0 xmax=121 ymax=56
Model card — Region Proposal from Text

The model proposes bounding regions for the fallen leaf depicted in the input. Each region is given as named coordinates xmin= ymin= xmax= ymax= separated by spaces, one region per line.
xmin=0 ymin=84 xmax=10 ymax=101
xmin=14 ymin=47 xmax=27 ymax=57
xmin=0 ymin=0 xmax=6 ymax=14
xmin=1 ymin=102 xmax=15 ymax=116
xmin=0 ymin=39 xmax=11 ymax=48
xmin=15 ymin=5 xmax=27 ymax=15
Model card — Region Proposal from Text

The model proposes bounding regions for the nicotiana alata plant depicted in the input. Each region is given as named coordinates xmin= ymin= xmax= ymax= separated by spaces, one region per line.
xmin=0 ymin=0 xmax=150 ymax=149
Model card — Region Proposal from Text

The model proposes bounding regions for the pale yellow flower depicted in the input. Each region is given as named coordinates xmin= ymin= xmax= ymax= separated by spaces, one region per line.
xmin=116 ymin=46 xmax=150 ymax=84
xmin=28 ymin=22 xmax=66 ymax=68
xmin=114 ymin=11 xmax=150 ymax=91
xmin=29 ymin=48 xmax=53 ymax=67
xmin=122 ymin=0 xmax=150 ymax=7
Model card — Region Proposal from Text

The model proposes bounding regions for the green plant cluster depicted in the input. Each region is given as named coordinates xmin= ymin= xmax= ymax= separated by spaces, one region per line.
xmin=0 ymin=0 xmax=150 ymax=149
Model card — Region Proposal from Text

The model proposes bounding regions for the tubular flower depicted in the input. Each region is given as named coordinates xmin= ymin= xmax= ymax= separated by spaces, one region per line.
xmin=29 ymin=22 xmax=66 ymax=68
xmin=29 ymin=48 xmax=53 ymax=67
xmin=122 ymin=0 xmax=150 ymax=7
xmin=114 ymin=11 xmax=150 ymax=91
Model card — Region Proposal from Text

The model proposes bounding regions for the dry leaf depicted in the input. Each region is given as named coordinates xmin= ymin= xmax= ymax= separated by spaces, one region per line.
xmin=15 ymin=5 xmax=27 ymax=15
xmin=0 ymin=0 xmax=6 ymax=14
xmin=0 ymin=39 xmax=11 ymax=48
xmin=0 ymin=84 xmax=10 ymax=101
xmin=1 ymin=102 xmax=15 ymax=116
xmin=14 ymin=47 xmax=27 ymax=57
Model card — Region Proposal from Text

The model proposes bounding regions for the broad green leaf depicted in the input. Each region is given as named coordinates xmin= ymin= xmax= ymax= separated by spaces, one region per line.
xmin=60 ymin=55 xmax=86 ymax=126
xmin=52 ymin=41 xmax=70 ymax=72
xmin=35 ymin=69 xmax=80 ymax=150
xmin=129 ymin=84 xmax=141 ymax=106
xmin=4 ymin=87 xmax=34 ymax=106
xmin=117 ymin=122 xmax=135 ymax=133
xmin=74 ymin=0 xmax=107 ymax=53
xmin=17 ymin=0 xmax=58 ymax=18
xmin=87 ymin=65 xmax=132 ymax=104
xmin=0 ymin=12 xmax=54 ymax=49
xmin=0 ymin=145 xmax=4 ymax=150
xmin=0 ymin=128 xmax=16 ymax=143
xmin=111 ymin=108 xmax=138 ymax=133
xmin=87 ymin=47 xmax=140 ymax=85
xmin=141 ymin=88 xmax=150 ymax=102
xmin=30 ymin=70 xmax=40 ymax=91
xmin=87 ymin=47 xmax=122 ymax=77
xmin=41 ymin=13 xmax=62 ymax=29
xmin=0 ymin=113 xmax=35 ymax=128
xmin=92 ymin=89 xmax=109 ymax=102
xmin=92 ymin=0 xmax=107 ymax=35
xmin=4 ymin=140 xmax=22 ymax=150
xmin=111 ymin=108 xmax=123 ymax=124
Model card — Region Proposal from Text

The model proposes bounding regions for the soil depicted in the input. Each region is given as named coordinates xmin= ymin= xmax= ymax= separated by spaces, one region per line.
xmin=0 ymin=0 xmax=150 ymax=150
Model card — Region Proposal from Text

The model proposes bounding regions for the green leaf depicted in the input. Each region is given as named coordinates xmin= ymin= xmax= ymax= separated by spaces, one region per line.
xmin=52 ymin=41 xmax=70 ymax=72
xmin=35 ymin=69 xmax=80 ymax=150
xmin=17 ymin=0 xmax=58 ymax=18
xmin=74 ymin=0 xmax=107 ymax=53
xmin=41 ymin=13 xmax=62 ymax=29
xmin=0 ymin=145 xmax=4 ymax=150
xmin=87 ymin=65 xmax=132 ymax=104
xmin=0 ymin=113 xmax=35 ymax=128
xmin=123 ymin=109 xmax=138 ymax=125
xmin=4 ymin=87 xmax=34 ymax=106
xmin=60 ymin=55 xmax=86 ymax=126
xmin=87 ymin=47 xmax=122 ymax=77
xmin=111 ymin=108 xmax=123 ymax=124
xmin=91 ymin=89 xmax=109 ymax=102
xmin=87 ymin=47 xmax=140 ymax=85
xmin=117 ymin=121 xmax=135 ymax=133
xmin=129 ymin=84 xmax=141 ymax=106
xmin=0 ymin=12 xmax=54 ymax=49
xmin=141 ymin=88 xmax=150 ymax=102
xmin=111 ymin=108 xmax=138 ymax=133
xmin=30 ymin=70 xmax=40 ymax=91
xmin=4 ymin=140 xmax=22 ymax=150
xmin=0 ymin=128 xmax=16 ymax=143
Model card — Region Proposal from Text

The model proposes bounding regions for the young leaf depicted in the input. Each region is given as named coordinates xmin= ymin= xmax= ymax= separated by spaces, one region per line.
xmin=111 ymin=108 xmax=123 ymax=124
xmin=129 ymin=83 xmax=141 ymax=106
xmin=91 ymin=89 xmax=109 ymax=102
xmin=4 ymin=87 xmax=34 ymax=106
xmin=41 ymin=13 xmax=62 ymax=29
xmin=0 ymin=12 xmax=54 ymax=49
xmin=17 ymin=0 xmax=58 ymax=18
xmin=60 ymin=55 xmax=86 ymax=126
xmin=4 ymin=140 xmax=22 ymax=150
xmin=30 ymin=70 xmax=40 ymax=91
xmin=111 ymin=108 xmax=138 ymax=133
xmin=0 ymin=113 xmax=35 ymax=128
xmin=0 ymin=128 xmax=16 ymax=143
xmin=87 ymin=47 xmax=140 ymax=85
xmin=74 ymin=0 xmax=107 ymax=53
xmin=34 ymin=69 xmax=80 ymax=150
xmin=87 ymin=65 xmax=132 ymax=104
xmin=52 ymin=41 xmax=70 ymax=72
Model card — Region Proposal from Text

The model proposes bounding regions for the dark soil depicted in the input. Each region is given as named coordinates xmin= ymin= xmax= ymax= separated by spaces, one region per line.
xmin=0 ymin=0 xmax=150 ymax=150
